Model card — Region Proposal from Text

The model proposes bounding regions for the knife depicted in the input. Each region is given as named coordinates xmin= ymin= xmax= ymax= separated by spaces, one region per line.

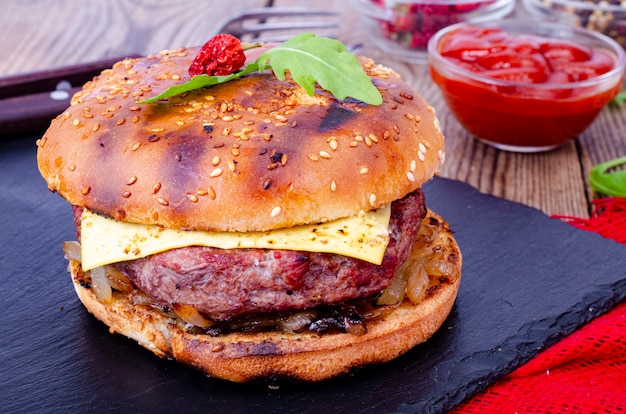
xmin=0 ymin=55 xmax=141 ymax=137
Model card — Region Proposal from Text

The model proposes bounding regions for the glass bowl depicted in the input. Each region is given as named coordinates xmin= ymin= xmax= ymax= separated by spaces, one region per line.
xmin=349 ymin=0 xmax=515 ymax=63
xmin=427 ymin=19 xmax=626 ymax=152
xmin=523 ymin=0 xmax=626 ymax=49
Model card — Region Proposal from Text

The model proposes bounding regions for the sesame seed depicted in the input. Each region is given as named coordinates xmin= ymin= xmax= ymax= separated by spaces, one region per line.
xmin=308 ymin=155 xmax=319 ymax=162
xmin=222 ymin=127 xmax=231 ymax=136
xmin=349 ymin=141 xmax=358 ymax=147
xmin=364 ymin=135 xmax=373 ymax=147
xmin=418 ymin=150 xmax=426 ymax=162
xmin=131 ymin=116 xmax=140 ymax=123
xmin=196 ymin=189 xmax=208 ymax=196
xmin=222 ymin=116 xmax=234 ymax=122
xmin=211 ymin=156 xmax=220 ymax=166
xmin=393 ymin=125 xmax=400 ymax=134
xmin=68 ymin=164 xmax=76 ymax=171
xmin=210 ymin=168 xmax=223 ymax=177
xmin=117 ymin=117 xmax=125 ymax=125
xmin=434 ymin=117 xmax=442 ymax=134
xmin=415 ymin=115 xmax=421 ymax=123
xmin=157 ymin=197 xmax=169 ymax=206
xmin=281 ymin=154 xmax=288 ymax=166
xmin=208 ymin=186 xmax=216 ymax=199
xmin=319 ymin=151 xmax=331 ymax=159
xmin=172 ymin=74 xmax=181 ymax=80
xmin=244 ymin=90 xmax=253 ymax=96
xmin=404 ymin=113 xmax=414 ymax=120
xmin=407 ymin=172 xmax=415 ymax=182
xmin=122 ymin=191 xmax=131 ymax=198
xmin=129 ymin=106 xmax=141 ymax=112
xmin=211 ymin=343 xmax=224 ymax=352
xmin=410 ymin=160 xmax=417 ymax=172
xmin=438 ymin=150 xmax=446 ymax=165
xmin=131 ymin=142 xmax=141 ymax=151
xmin=368 ymin=134 xmax=379 ymax=143
xmin=418 ymin=143 xmax=427 ymax=153
xmin=328 ymin=138 xmax=338 ymax=151
xmin=126 ymin=176 xmax=137 ymax=185
xmin=73 ymin=119 xmax=81 ymax=127
xmin=186 ymin=194 xmax=199 ymax=203
xmin=231 ymin=148 xmax=240 ymax=156
xmin=369 ymin=193 xmax=376 ymax=206
xmin=152 ymin=182 xmax=161 ymax=194
xmin=330 ymin=180 xmax=337 ymax=192
xmin=81 ymin=186 xmax=91 ymax=195
xmin=360 ymin=167 xmax=369 ymax=175
xmin=227 ymin=160 xmax=236 ymax=172
xmin=151 ymin=211 xmax=159 ymax=221
xmin=270 ymin=206 xmax=282 ymax=217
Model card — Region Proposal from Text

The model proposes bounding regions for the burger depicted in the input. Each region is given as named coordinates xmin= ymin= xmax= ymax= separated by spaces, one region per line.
xmin=36 ymin=34 xmax=462 ymax=383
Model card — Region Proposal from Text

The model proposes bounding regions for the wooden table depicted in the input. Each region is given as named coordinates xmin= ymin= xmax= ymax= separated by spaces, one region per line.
xmin=3 ymin=0 xmax=625 ymax=217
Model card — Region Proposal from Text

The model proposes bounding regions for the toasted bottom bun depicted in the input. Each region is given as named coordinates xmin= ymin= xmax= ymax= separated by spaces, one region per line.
xmin=68 ymin=210 xmax=462 ymax=383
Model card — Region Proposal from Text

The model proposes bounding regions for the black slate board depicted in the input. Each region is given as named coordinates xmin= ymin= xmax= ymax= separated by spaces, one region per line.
xmin=1 ymin=136 xmax=625 ymax=414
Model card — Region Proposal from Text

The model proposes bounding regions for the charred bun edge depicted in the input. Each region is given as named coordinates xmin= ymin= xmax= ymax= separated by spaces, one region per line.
xmin=37 ymin=47 xmax=446 ymax=232
xmin=68 ymin=210 xmax=461 ymax=383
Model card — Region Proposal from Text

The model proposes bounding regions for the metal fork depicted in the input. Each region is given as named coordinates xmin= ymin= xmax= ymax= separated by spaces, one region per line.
xmin=214 ymin=8 xmax=339 ymax=43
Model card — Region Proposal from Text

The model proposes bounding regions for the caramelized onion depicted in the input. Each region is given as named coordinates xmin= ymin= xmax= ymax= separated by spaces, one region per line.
xmin=90 ymin=266 xmax=112 ymax=303
xmin=172 ymin=303 xmax=214 ymax=328
xmin=104 ymin=265 xmax=133 ymax=293
xmin=279 ymin=310 xmax=317 ymax=334
xmin=62 ymin=241 xmax=81 ymax=263
xmin=406 ymin=266 xmax=428 ymax=305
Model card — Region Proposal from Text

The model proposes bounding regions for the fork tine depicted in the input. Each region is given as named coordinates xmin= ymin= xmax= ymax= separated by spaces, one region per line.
xmin=215 ymin=8 xmax=338 ymax=41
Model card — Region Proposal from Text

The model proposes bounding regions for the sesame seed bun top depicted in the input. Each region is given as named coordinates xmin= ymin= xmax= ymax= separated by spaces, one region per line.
xmin=37 ymin=46 xmax=445 ymax=232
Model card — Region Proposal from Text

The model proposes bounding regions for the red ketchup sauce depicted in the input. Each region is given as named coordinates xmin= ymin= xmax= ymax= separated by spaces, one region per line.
xmin=430 ymin=25 xmax=622 ymax=150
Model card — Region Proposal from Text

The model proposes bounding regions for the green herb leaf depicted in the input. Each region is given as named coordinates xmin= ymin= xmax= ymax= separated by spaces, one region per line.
xmin=256 ymin=33 xmax=382 ymax=105
xmin=609 ymin=91 xmax=626 ymax=108
xmin=589 ymin=156 xmax=626 ymax=197
xmin=137 ymin=63 xmax=259 ymax=104
xmin=137 ymin=33 xmax=382 ymax=106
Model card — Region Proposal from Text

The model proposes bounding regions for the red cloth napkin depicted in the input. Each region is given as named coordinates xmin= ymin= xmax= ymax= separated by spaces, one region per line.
xmin=453 ymin=198 xmax=626 ymax=413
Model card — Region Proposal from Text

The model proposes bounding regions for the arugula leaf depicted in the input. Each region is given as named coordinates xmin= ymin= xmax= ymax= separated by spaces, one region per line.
xmin=256 ymin=33 xmax=383 ymax=105
xmin=137 ymin=33 xmax=382 ymax=106
xmin=138 ymin=63 xmax=259 ymax=104
xmin=589 ymin=156 xmax=626 ymax=197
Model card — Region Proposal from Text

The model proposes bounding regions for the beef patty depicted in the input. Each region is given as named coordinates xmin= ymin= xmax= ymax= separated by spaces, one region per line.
xmin=74 ymin=190 xmax=426 ymax=321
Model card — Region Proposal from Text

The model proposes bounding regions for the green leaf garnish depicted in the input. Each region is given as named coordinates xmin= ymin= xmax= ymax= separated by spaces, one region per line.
xmin=589 ymin=156 xmax=626 ymax=197
xmin=609 ymin=91 xmax=626 ymax=108
xmin=138 ymin=33 xmax=382 ymax=106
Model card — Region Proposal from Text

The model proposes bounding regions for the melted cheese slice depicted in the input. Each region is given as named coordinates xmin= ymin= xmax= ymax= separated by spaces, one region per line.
xmin=80 ymin=206 xmax=391 ymax=271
